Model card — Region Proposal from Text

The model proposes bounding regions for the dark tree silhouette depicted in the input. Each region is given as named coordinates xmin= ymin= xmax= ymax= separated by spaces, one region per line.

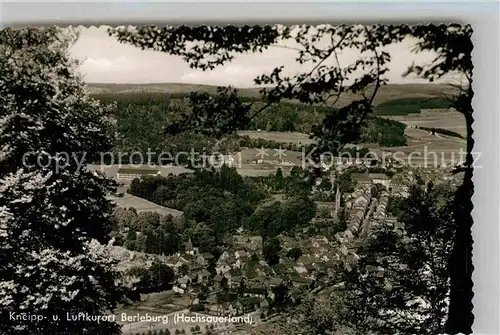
xmin=1 ymin=27 xmax=123 ymax=334
xmin=404 ymin=24 xmax=474 ymax=334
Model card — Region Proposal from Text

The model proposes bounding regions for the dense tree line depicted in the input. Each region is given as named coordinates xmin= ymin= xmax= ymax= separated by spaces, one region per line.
xmin=418 ymin=126 xmax=464 ymax=139
xmin=244 ymin=195 xmax=317 ymax=240
xmin=374 ymin=97 xmax=454 ymax=115
xmin=129 ymin=166 xmax=266 ymax=234
xmin=91 ymin=91 xmax=407 ymax=166
xmin=360 ymin=116 xmax=407 ymax=146
xmin=126 ymin=260 xmax=175 ymax=294
xmin=112 ymin=208 xmax=185 ymax=255
xmin=127 ymin=165 xmax=317 ymax=242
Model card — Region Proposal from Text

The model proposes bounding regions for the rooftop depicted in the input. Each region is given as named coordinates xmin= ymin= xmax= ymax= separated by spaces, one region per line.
xmin=117 ymin=167 xmax=160 ymax=175
xmin=369 ymin=173 xmax=390 ymax=180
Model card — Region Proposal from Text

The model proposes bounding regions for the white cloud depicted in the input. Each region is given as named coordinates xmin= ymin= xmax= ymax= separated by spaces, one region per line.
xmin=69 ymin=26 xmax=453 ymax=86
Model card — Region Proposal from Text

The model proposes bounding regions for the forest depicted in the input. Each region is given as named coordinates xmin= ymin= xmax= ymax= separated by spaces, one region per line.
xmin=91 ymin=91 xmax=408 ymax=166
xmin=113 ymin=165 xmax=330 ymax=258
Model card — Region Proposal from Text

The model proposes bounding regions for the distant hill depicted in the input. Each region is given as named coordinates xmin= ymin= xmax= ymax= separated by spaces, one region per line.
xmin=86 ymin=82 xmax=458 ymax=106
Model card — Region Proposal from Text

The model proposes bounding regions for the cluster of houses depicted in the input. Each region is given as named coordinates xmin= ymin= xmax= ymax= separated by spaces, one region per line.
xmin=118 ymin=230 xmax=349 ymax=317
xmin=245 ymin=158 xmax=296 ymax=166
xmin=343 ymin=186 xmax=372 ymax=234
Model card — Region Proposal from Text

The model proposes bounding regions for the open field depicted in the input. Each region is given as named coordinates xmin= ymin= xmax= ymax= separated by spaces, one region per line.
xmin=237 ymin=130 xmax=314 ymax=145
xmin=377 ymin=126 xmax=466 ymax=167
xmin=109 ymin=194 xmax=184 ymax=217
xmin=233 ymin=148 xmax=304 ymax=177
xmin=385 ymin=109 xmax=466 ymax=137
xmin=87 ymin=82 xmax=458 ymax=107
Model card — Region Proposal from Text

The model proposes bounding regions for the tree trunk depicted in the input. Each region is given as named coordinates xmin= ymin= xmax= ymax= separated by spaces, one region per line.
xmin=446 ymin=106 xmax=474 ymax=334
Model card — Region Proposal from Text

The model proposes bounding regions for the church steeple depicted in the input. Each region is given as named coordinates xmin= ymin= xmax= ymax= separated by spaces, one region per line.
xmin=334 ymin=184 xmax=341 ymax=218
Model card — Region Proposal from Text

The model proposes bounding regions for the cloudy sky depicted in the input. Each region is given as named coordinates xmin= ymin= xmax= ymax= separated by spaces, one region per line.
xmin=70 ymin=26 xmax=445 ymax=87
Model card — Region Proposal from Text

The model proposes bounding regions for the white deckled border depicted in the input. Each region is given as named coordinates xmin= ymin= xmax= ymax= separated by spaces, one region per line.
xmin=0 ymin=1 xmax=498 ymax=334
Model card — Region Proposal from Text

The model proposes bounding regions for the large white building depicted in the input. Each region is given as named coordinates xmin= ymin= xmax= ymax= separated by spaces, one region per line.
xmin=369 ymin=173 xmax=391 ymax=189
xmin=116 ymin=167 xmax=161 ymax=181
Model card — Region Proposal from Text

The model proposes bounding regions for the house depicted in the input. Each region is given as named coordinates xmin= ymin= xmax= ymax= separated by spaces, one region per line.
xmin=227 ymin=255 xmax=238 ymax=267
xmin=297 ymin=256 xmax=315 ymax=268
xmin=291 ymin=275 xmax=314 ymax=289
xmin=213 ymin=274 xmax=226 ymax=289
xmin=173 ymin=275 xmax=192 ymax=295
xmin=168 ymin=255 xmax=191 ymax=271
xmin=294 ymin=265 xmax=308 ymax=275
xmin=229 ymin=276 xmax=244 ymax=289
xmin=213 ymin=302 xmax=231 ymax=316
xmin=242 ymin=287 xmax=267 ymax=298
xmin=256 ymin=264 xmax=273 ymax=277
xmin=311 ymin=235 xmax=329 ymax=245
xmin=217 ymin=251 xmax=230 ymax=263
xmin=369 ymin=173 xmax=391 ymax=188
xmin=247 ymin=236 xmax=263 ymax=249
xmin=352 ymin=172 xmax=372 ymax=185
xmin=197 ymin=269 xmax=212 ymax=284
xmin=215 ymin=262 xmax=231 ymax=275
xmin=313 ymin=262 xmax=327 ymax=275
xmin=229 ymin=268 xmax=243 ymax=277
xmin=260 ymin=297 xmax=270 ymax=310
xmin=235 ymin=250 xmax=247 ymax=259
xmin=116 ymin=167 xmax=161 ymax=181
xmin=268 ymin=277 xmax=284 ymax=288
xmin=242 ymin=242 xmax=260 ymax=253
xmin=304 ymin=263 xmax=315 ymax=272
xmin=200 ymin=252 xmax=214 ymax=263
xmin=354 ymin=195 xmax=369 ymax=207
xmin=177 ymin=276 xmax=191 ymax=289
xmin=188 ymin=261 xmax=204 ymax=274
xmin=250 ymin=276 xmax=267 ymax=287
xmin=272 ymin=263 xmax=289 ymax=276
xmin=390 ymin=184 xmax=409 ymax=198
xmin=235 ymin=258 xmax=247 ymax=269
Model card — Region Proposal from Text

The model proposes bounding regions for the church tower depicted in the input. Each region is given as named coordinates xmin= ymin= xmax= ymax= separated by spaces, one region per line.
xmin=334 ymin=184 xmax=341 ymax=218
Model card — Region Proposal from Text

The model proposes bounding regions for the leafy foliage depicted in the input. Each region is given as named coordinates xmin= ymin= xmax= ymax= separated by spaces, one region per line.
xmin=404 ymin=23 xmax=474 ymax=334
xmin=338 ymin=182 xmax=455 ymax=334
xmin=127 ymin=260 xmax=175 ymax=293
xmin=263 ymin=237 xmax=282 ymax=266
xmin=0 ymin=27 xmax=122 ymax=334
xmin=126 ymin=166 xmax=316 ymax=246
xmin=165 ymin=87 xmax=251 ymax=138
